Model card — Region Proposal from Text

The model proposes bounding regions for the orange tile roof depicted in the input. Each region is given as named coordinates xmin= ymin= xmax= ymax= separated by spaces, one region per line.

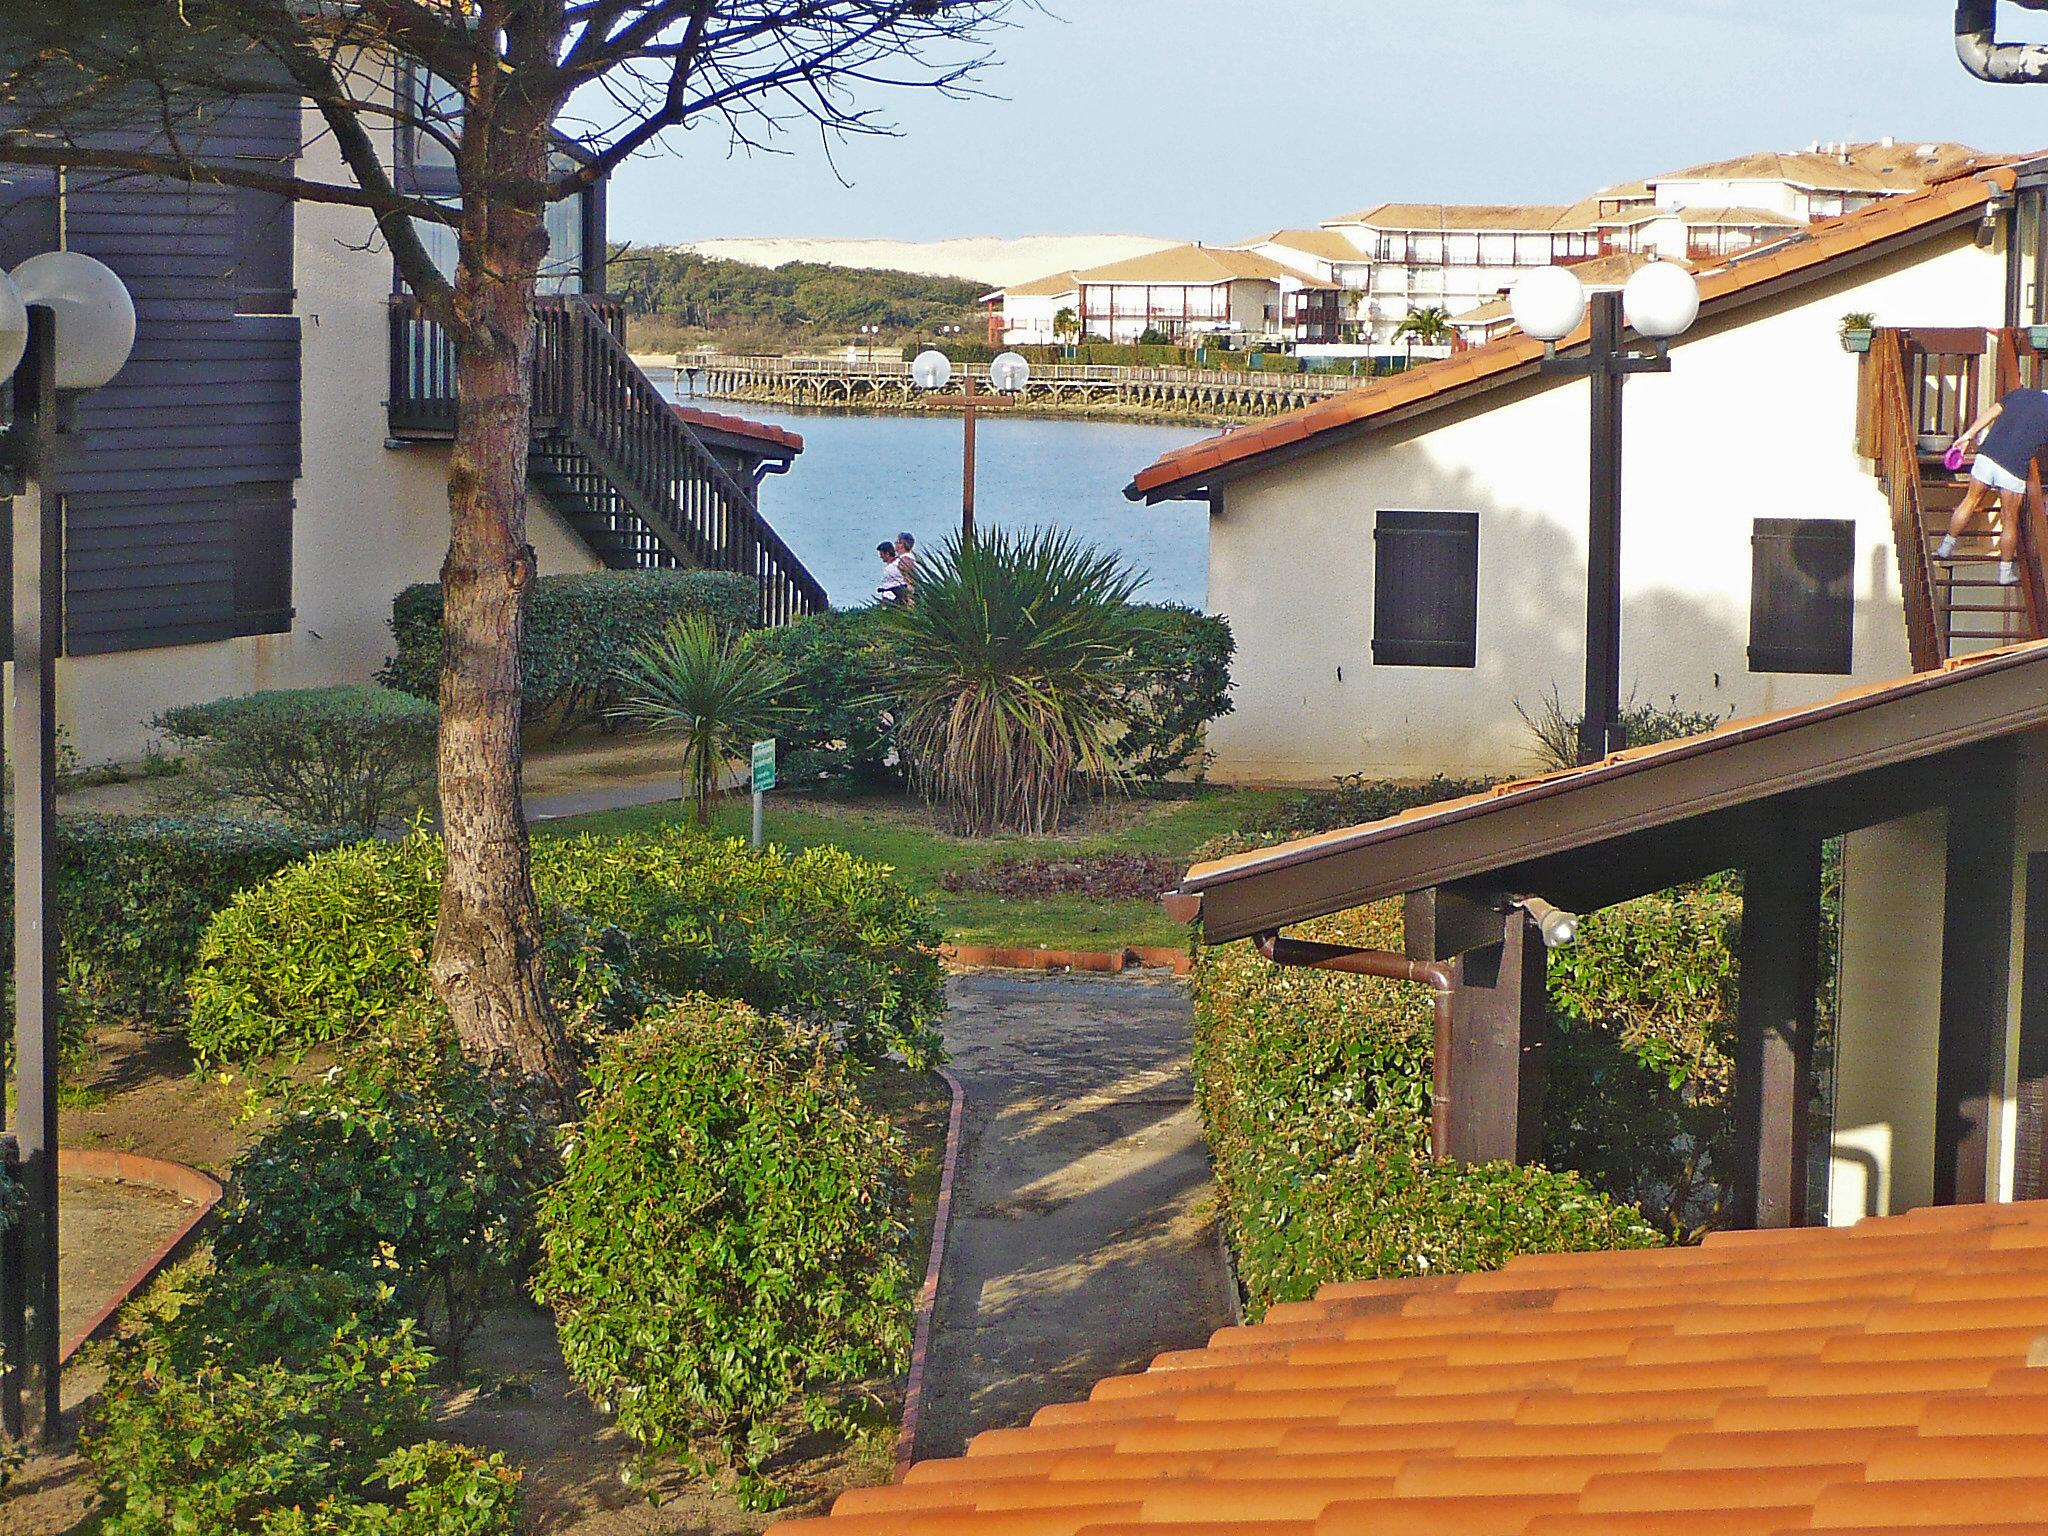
xmin=1127 ymin=164 xmax=2018 ymax=502
xmin=1324 ymin=202 xmax=1589 ymax=232
xmin=768 ymin=1201 xmax=2048 ymax=1536
xmin=1076 ymin=244 xmax=1327 ymax=288
xmin=1232 ymin=229 xmax=1371 ymax=265
xmin=671 ymin=404 xmax=803 ymax=454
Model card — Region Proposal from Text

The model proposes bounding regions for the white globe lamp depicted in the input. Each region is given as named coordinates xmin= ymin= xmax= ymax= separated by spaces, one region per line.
xmin=11 ymin=251 xmax=136 ymax=390
xmin=990 ymin=350 xmax=1031 ymax=394
xmin=0 ymin=271 xmax=27 ymax=383
xmin=910 ymin=348 xmax=953 ymax=391
xmin=1622 ymin=261 xmax=1700 ymax=341
xmin=1509 ymin=266 xmax=1589 ymax=344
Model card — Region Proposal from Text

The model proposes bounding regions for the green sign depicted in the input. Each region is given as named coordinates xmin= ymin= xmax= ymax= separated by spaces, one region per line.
xmin=751 ymin=738 xmax=777 ymax=793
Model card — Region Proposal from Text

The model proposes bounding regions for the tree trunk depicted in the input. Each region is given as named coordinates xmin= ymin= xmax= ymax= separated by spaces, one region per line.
xmin=430 ymin=109 xmax=578 ymax=1109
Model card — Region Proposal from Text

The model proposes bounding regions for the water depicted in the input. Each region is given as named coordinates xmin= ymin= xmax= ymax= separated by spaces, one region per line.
xmin=656 ymin=376 xmax=1215 ymax=609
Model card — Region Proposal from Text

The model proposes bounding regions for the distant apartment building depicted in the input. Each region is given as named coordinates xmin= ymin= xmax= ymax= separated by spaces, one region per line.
xmin=983 ymin=243 xmax=1339 ymax=347
xmin=978 ymin=269 xmax=1080 ymax=346
xmin=983 ymin=140 xmax=1988 ymax=360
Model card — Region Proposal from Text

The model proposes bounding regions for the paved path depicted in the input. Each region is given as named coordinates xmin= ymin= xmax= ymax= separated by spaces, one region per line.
xmin=918 ymin=973 xmax=1234 ymax=1460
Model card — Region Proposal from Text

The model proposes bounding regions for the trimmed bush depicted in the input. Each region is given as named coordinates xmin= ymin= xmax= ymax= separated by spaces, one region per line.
xmin=1194 ymin=899 xmax=1660 ymax=1318
xmin=534 ymin=996 xmax=912 ymax=1507
xmin=1544 ymin=875 xmax=1743 ymax=1236
xmin=186 ymin=834 xmax=442 ymax=1062
xmin=155 ymin=687 xmax=437 ymax=834
xmin=212 ymin=1020 xmax=556 ymax=1359
xmin=1110 ymin=605 xmax=1234 ymax=782
xmin=0 ymin=816 xmax=341 ymax=1082
xmin=755 ymin=607 xmax=905 ymax=784
xmin=379 ymin=569 xmax=758 ymax=729
xmin=186 ymin=827 xmax=946 ymax=1069
xmin=534 ymin=829 xmax=945 ymax=1066
xmin=83 ymin=1266 xmax=518 ymax=1536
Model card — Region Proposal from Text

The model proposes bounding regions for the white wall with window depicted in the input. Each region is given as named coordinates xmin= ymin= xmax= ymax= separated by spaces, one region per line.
xmin=1194 ymin=227 xmax=2003 ymax=784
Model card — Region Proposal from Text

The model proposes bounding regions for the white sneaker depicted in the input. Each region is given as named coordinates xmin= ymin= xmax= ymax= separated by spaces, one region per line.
xmin=1936 ymin=535 xmax=1958 ymax=559
xmin=2000 ymin=561 xmax=2020 ymax=586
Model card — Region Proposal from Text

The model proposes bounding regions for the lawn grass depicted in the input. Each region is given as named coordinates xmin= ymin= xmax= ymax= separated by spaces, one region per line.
xmin=540 ymin=784 xmax=1292 ymax=950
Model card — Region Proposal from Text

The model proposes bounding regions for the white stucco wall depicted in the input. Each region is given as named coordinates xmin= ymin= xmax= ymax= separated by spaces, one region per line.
xmin=55 ymin=81 xmax=600 ymax=766
xmin=1204 ymin=227 xmax=2004 ymax=784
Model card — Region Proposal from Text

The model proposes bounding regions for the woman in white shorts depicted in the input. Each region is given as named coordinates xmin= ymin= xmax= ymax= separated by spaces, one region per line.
xmin=1941 ymin=386 xmax=2048 ymax=585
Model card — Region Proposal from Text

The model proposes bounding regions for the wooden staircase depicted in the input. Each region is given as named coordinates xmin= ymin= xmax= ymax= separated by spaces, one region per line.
xmin=1860 ymin=326 xmax=2048 ymax=668
xmin=389 ymin=295 xmax=826 ymax=626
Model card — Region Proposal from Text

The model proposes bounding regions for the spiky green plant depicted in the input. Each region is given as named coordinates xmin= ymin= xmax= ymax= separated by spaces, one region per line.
xmin=884 ymin=528 xmax=1147 ymax=836
xmin=611 ymin=615 xmax=796 ymax=824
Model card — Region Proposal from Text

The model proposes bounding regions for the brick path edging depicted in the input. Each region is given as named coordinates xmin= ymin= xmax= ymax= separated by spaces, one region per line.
xmin=55 ymin=1148 xmax=223 ymax=1363
xmin=941 ymin=944 xmax=1192 ymax=976
xmin=893 ymin=1065 xmax=968 ymax=1479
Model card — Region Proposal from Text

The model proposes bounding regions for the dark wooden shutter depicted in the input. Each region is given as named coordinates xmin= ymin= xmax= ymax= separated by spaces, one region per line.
xmin=232 ymin=481 xmax=293 ymax=636
xmin=1373 ymin=509 xmax=1479 ymax=668
xmin=1750 ymin=518 xmax=1854 ymax=674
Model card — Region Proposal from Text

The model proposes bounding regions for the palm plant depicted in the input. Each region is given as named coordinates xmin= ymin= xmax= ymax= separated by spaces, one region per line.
xmin=611 ymin=615 xmax=796 ymax=824
xmin=1395 ymin=305 xmax=1455 ymax=351
xmin=1053 ymin=305 xmax=1080 ymax=346
xmin=884 ymin=528 xmax=1147 ymax=836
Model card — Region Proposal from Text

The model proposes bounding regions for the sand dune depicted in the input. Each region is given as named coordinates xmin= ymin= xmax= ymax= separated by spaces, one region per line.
xmin=663 ymin=234 xmax=1179 ymax=289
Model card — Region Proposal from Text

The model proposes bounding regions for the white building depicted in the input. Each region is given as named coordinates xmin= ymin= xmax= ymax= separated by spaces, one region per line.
xmin=979 ymin=269 xmax=1080 ymax=347
xmin=1313 ymin=141 xmax=1985 ymax=353
xmin=1123 ymin=160 xmax=2039 ymax=785
xmin=1070 ymin=244 xmax=1337 ymax=346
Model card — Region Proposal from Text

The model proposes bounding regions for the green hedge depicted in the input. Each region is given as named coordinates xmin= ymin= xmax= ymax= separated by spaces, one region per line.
xmin=1112 ymin=605 xmax=1234 ymax=781
xmin=186 ymin=827 xmax=945 ymax=1069
xmin=1 ymin=816 xmax=343 ymax=1030
xmin=755 ymin=606 xmax=906 ymax=784
xmin=378 ymin=569 xmax=759 ymax=729
xmin=1194 ymin=898 xmax=1660 ymax=1318
xmin=534 ymin=995 xmax=912 ymax=1507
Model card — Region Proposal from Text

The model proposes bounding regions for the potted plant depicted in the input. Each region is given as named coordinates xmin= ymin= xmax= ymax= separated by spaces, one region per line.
xmin=1840 ymin=311 xmax=1877 ymax=353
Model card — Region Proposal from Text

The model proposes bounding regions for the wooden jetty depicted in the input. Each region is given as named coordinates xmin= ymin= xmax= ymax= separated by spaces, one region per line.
xmin=669 ymin=354 xmax=1387 ymax=420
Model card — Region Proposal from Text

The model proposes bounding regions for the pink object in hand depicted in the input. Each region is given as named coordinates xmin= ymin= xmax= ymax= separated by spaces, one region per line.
xmin=1945 ymin=444 xmax=1968 ymax=473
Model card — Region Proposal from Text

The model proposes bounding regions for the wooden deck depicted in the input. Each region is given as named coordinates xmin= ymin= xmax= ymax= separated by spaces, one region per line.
xmin=676 ymin=353 xmax=1404 ymax=419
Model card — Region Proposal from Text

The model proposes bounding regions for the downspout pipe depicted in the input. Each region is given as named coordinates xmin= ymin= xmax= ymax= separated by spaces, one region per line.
xmin=1254 ymin=931 xmax=1457 ymax=1160
xmin=1958 ymin=0 xmax=2048 ymax=84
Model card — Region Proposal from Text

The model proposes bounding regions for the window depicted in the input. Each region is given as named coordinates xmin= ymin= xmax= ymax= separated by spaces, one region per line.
xmin=399 ymin=63 xmax=462 ymax=194
xmin=1749 ymin=517 xmax=1853 ymax=674
xmin=1373 ymin=510 xmax=1479 ymax=668
xmin=232 ymin=481 xmax=293 ymax=636
xmin=234 ymin=182 xmax=294 ymax=314
xmin=2012 ymin=183 xmax=2048 ymax=328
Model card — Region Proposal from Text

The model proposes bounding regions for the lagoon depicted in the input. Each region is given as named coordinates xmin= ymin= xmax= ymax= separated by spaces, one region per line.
xmin=655 ymin=375 xmax=1216 ymax=610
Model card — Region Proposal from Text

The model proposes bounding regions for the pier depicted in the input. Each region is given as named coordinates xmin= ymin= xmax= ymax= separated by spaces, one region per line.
xmin=664 ymin=353 xmax=1392 ymax=420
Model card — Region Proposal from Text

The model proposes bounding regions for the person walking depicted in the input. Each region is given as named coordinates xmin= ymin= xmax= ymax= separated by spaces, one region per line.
xmin=1939 ymin=386 xmax=2048 ymax=585
xmin=894 ymin=531 xmax=919 ymax=593
xmin=876 ymin=540 xmax=912 ymax=604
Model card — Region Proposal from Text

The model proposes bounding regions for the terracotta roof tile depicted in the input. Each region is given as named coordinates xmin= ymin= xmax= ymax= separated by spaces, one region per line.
xmin=670 ymin=404 xmax=804 ymax=454
xmin=769 ymin=1202 xmax=2048 ymax=1536
xmin=1128 ymin=164 xmax=2021 ymax=501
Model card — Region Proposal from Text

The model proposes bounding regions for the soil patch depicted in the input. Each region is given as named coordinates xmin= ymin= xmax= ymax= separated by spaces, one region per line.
xmin=54 ymin=1177 xmax=197 ymax=1348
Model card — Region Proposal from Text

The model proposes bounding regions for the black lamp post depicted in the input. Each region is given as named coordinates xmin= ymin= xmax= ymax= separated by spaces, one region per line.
xmin=0 ymin=250 xmax=137 ymax=1448
xmin=1511 ymin=261 xmax=1701 ymax=764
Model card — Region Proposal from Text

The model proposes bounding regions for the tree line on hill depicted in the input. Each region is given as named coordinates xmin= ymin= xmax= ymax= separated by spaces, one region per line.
xmin=606 ymin=245 xmax=986 ymax=347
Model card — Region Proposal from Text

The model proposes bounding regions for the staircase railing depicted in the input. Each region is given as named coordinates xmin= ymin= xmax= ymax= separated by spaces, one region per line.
xmin=1864 ymin=328 xmax=1943 ymax=671
xmin=389 ymin=295 xmax=826 ymax=625
xmin=1996 ymin=328 xmax=2048 ymax=647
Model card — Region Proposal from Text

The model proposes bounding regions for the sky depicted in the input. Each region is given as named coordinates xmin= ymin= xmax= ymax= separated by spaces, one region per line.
xmin=603 ymin=0 xmax=2048 ymax=247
